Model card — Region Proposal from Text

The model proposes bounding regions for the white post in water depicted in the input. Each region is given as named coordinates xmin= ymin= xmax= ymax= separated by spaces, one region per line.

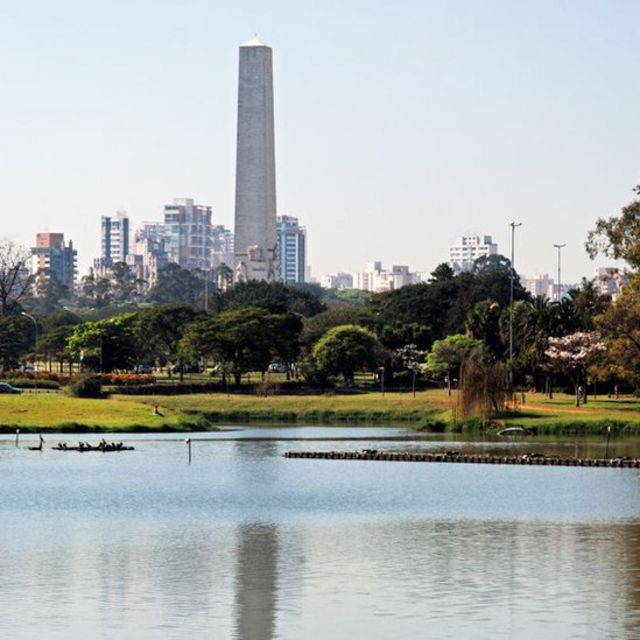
xmin=15 ymin=428 xmax=20 ymax=447
xmin=185 ymin=438 xmax=192 ymax=464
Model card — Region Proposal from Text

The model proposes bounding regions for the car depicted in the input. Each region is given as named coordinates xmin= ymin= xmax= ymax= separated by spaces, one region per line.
xmin=0 ymin=382 xmax=22 ymax=394
xmin=172 ymin=364 xmax=203 ymax=374
xmin=134 ymin=364 xmax=154 ymax=374
xmin=267 ymin=363 xmax=287 ymax=373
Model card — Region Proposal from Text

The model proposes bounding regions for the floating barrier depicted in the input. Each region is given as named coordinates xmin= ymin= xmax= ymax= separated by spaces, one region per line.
xmin=283 ymin=450 xmax=640 ymax=469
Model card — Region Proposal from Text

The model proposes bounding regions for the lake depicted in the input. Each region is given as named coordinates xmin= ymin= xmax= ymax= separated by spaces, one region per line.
xmin=1 ymin=427 xmax=639 ymax=639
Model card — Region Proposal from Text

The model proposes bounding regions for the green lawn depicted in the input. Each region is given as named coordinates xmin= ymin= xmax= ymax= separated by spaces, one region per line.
xmin=0 ymin=393 xmax=182 ymax=431
xmin=1 ymin=388 xmax=639 ymax=432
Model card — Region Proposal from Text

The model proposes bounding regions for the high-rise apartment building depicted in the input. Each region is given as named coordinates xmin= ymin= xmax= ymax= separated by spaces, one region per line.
xmin=355 ymin=262 xmax=418 ymax=292
xmin=212 ymin=225 xmax=235 ymax=271
xmin=276 ymin=215 xmax=306 ymax=283
xmin=100 ymin=211 xmax=130 ymax=266
xmin=449 ymin=235 xmax=498 ymax=273
xmin=129 ymin=222 xmax=168 ymax=288
xmin=234 ymin=38 xmax=277 ymax=282
xmin=31 ymin=233 xmax=77 ymax=289
xmin=163 ymin=198 xmax=213 ymax=271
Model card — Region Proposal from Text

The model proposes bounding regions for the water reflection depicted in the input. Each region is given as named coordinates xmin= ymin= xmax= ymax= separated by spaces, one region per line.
xmin=235 ymin=523 xmax=279 ymax=640
xmin=1 ymin=434 xmax=640 ymax=638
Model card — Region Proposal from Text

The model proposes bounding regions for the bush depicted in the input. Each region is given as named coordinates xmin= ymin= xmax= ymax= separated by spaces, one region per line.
xmin=5 ymin=378 xmax=60 ymax=390
xmin=115 ymin=382 xmax=223 ymax=395
xmin=95 ymin=373 xmax=157 ymax=386
xmin=67 ymin=376 xmax=104 ymax=398
xmin=0 ymin=371 xmax=71 ymax=384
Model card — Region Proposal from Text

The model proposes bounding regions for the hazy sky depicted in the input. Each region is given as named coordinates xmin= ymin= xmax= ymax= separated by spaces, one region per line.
xmin=2 ymin=0 xmax=638 ymax=282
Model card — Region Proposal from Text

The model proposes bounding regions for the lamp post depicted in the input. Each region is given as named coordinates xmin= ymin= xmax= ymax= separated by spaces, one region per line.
xmin=553 ymin=243 xmax=566 ymax=302
xmin=509 ymin=222 xmax=522 ymax=393
xmin=21 ymin=311 xmax=38 ymax=372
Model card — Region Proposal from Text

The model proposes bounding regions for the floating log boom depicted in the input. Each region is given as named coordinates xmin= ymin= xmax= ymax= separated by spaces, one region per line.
xmin=283 ymin=450 xmax=640 ymax=469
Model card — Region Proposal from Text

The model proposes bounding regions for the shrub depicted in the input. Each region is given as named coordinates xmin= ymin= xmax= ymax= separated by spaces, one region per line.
xmin=94 ymin=373 xmax=157 ymax=386
xmin=67 ymin=376 xmax=104 ymax=398
xmin=5 ymin=378 xmax=60 ymax=390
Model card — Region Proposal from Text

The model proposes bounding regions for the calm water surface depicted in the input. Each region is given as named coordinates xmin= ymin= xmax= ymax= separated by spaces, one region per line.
xmin=1 ymin=427 xmax=639 ymax=639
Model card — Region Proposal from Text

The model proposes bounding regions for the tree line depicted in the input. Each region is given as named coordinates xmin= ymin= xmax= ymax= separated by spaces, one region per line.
xmin=2 ymin=184 xmax=640 ymax=403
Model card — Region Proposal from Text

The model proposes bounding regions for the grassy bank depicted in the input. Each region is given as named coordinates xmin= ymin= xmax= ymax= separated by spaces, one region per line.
xmin=1 ymin=389 xmax=640 ymax=434
xmin=0 ymin=394 xmax=188 ymax=432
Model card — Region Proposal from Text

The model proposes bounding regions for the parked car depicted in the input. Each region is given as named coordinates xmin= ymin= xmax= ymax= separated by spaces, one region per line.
xmin=0 ymin=382 xmax=22 ymax=394
xmin=267 ymin=363 xmax=287 ymax=373
xmin=134 ymin=364 xmax=154 ymax=374
xmin=172 ymin=364 xmax=203 ymax=374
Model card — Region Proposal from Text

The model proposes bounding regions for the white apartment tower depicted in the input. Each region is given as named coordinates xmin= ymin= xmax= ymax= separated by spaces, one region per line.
xmin=276 ymin=215 xmax=306 ymax=283
xmin=100 ymin=211 xmax=130 ymax=266
xmin=449 ymin=235 xmax=498 ymax=273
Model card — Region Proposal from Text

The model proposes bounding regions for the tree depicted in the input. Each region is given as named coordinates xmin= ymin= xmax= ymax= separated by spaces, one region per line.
xmin=0 ymin=240 xmax=33 ymax=314
xmin=66 ymin=315 xmax=137 ymax=372
xmin=109 ymin=262 xmax=142 ymax=305
xmin=136 ymin=303 xmax=200 ymax=378
xmin=181 ymin=307 xmax=301 ymax=385
xmin=146 ymin=263 xmax=209 ymax=307
xmin=312 ymin=325 xmax=384 ymax=386
xmin=76 ymin=272 xmax=112 ymax=309
xmin=586 ymin=185 xmax=640 ymax=269
xmin=220 ymin=281 xmax=325 ymax=317
xmin=0 ymin=314 xmax=33 ymax=369
xmin=25 ymin=273 xmax=72 ymax=315
xmin=38 ymin=310 xmax=81 ymax=373
xmin=394 ymin=343 xmax=425 ymax=397
xmin=425 ymin=334 xmax=481 ymax=395
xmin=595 ymin=274 xmax=640 ymax=387
xmin=301 ymin=305 xmax=375 ymax=352
xmin=545 ymin=331 xmax=606 ymax=407
xmin=428 ymin=263 xmax=455 ymax=282
xmin=466 ymin=300 xmax=504 ymax=360
xmin=214 ymin=263 xmax=234 ymax=292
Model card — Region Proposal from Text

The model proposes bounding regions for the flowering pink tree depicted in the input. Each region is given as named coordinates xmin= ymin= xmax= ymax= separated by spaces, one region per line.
xmin=545 ymin=331 xmax=606 ymax=407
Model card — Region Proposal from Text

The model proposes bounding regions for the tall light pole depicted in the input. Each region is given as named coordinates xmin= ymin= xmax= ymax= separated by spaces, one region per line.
xmin=553 ymin=243 xmax=566 ymax=301
xmin=509 ymin=222 xmax=522 ymax=392
xmin=21 ymin=312 xmax=38 ymax=384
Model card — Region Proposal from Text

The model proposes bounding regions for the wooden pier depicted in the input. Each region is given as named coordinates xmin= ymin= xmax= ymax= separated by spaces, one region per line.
xmin=284 ymin=450 xmax=640 ymax=469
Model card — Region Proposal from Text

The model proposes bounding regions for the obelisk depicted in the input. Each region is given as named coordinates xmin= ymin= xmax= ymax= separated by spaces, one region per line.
xmin=233 ymin=37 xmax=277 ymax=282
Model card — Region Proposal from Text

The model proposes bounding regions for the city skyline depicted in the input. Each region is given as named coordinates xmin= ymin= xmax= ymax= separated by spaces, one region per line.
xmin=2 ymin=1 xmax=637 ymax=282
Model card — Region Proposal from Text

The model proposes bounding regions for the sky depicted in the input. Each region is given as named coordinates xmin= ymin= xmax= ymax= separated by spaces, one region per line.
xmin=1 ymin=0 xmax=639 ymax=283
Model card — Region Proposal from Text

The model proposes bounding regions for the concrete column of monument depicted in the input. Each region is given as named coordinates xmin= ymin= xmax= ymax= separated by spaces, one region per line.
xmin=233 ymin=37 xmax=277 ymax=282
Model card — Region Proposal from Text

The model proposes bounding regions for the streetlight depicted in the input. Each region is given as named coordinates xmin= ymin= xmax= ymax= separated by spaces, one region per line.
xmin=553 ymin=243 xmax=566 ymax=301
xmin=509 ymin=222 xmax=523 ymax=392
xmin=21 ymin=312 xmax=38 ymax=373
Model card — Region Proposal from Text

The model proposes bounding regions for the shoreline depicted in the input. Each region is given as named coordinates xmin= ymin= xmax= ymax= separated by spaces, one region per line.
xmin=1 ymin=390 xmax=640 ymax=435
